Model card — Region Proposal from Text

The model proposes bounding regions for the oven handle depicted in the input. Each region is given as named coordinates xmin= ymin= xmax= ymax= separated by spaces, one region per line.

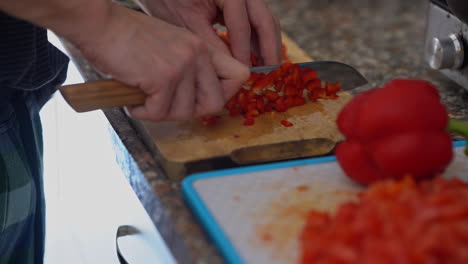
xmin=116 ymin=225 xmax=140 ymax=264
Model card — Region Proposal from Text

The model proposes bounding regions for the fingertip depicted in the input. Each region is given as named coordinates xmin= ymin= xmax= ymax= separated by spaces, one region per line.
xmin=125 ymin=105 xmax=147 ymax=121
xmin=239 ymin=63 xmax=250 ymax=82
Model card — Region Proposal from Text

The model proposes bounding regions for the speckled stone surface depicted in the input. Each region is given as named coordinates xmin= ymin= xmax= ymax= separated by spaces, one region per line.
xmin=66 ymin=0 xmax=468 ymax=263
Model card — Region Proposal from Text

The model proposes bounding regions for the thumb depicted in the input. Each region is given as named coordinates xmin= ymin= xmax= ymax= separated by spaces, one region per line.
xmin=210 ymin=48 xmax=250 ymax=101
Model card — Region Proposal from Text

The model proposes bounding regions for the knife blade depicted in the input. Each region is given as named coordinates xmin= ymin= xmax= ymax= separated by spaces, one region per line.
xmin=58 ymin=61 xmax=368 ymax=113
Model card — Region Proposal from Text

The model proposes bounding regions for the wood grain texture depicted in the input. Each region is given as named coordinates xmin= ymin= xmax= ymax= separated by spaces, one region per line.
xmin=132 ymin=33 xmax=352 ymax=179
xmin=59 ymin=80 xmax=145 ymax=112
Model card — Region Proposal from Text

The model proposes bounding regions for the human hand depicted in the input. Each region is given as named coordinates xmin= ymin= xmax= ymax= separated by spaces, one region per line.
xmin=69 ymin=4 xmax=249 ymax=121
xmin=135 ymin=0 xmax=282 ymax=66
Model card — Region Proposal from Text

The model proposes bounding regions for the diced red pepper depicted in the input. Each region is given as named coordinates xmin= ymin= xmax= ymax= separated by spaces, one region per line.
xmin=291 ymin=65 xmax=301 ymax=85
xmin=244 ymin=72 xmax=262 ymax=86
xmin=308 ymin=87 xmax=327 ymax=100
xmin=306 ymin=79 xmax=322 ymax=92
xmin=225 ymin=96 xmax=237 ymax=110
xmin=280 ymin=61 xmax=294 ymax=74
xmin=325 ymin=81 xmax=342 ymax=96
xmin=284 ymin=96 xmax=296 ymax=108
xmin=265 ymin=90 xmax=279 ymax=101
xmin=256 ymin=97 xmax=265 ymax=113
xmin=274 ymin=97 xmax=288 ymax=112
xmin=200 ymin=115 xmax=221 ymax=126
xmin=275 ymin=80 xmax=285 ymax=92
xmin=246 ymin=89 xmax=257 ymax=100
xmin=294 ymin=96 xmax=306 ymax=106
xmin=281 ymin=120 xmax=294 ymax=127
xmin=238 ymin=92 xmax=248 ymax=109
xmin=243 ymin=118 xmax=255 ymax=126
xmin=246 ymin=101 xmax=257 ymax=112
xmin=252 ymin=73 xmax=274 ymax=92
xmin=302 ymin=70 xmax=318 ymax=84
xmin=217 ymin=31 xmax=230 ymax=46
xmin=284 ymin=84 xmax=299 ymax=96
xmin=244 ymin=109 xmax=260 ymax=119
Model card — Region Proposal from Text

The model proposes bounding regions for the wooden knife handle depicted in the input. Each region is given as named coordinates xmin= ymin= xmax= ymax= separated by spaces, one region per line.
xmin=58 ymin=80 xmax=146 ymax=112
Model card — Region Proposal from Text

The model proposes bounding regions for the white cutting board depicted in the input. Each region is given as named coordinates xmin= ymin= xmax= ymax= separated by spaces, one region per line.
xmin=182 ymin=142 xmax=468 ymax=264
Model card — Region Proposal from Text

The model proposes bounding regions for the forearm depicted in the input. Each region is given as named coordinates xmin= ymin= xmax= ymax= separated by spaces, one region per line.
xmin=0 ymin=0 xmax=113 ymax=45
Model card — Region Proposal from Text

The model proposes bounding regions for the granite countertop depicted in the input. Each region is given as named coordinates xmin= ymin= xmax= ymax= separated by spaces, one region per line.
xmin=66 ymin=0 xmax=468 ymax=263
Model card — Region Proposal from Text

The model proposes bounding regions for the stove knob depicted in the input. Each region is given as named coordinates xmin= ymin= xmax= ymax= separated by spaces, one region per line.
xmin=427 ymin=34 xmax=464 ymax=70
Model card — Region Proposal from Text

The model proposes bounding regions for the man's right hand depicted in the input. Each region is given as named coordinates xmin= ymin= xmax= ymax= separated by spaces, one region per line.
xmin=76 ymin=4 xmax=249 ymax=121
xmin=0 ymin=0 xmax=249 ymax=121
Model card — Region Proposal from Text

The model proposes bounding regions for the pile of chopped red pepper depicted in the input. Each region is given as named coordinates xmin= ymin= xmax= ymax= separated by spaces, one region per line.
xmin=300 ymin=176 xmax=468 ymax=264
xmin=201 ymin=30 xmax=342 ymax=127
xmin=226 ymin=62 xmax=341 ymax=127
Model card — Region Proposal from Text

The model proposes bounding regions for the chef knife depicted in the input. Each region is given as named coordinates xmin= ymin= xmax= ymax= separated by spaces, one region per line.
xmin=58 ymin=61 xmax=368 ymax=113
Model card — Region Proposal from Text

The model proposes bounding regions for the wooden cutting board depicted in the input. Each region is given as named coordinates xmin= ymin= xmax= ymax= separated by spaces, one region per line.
xmin=131 ymin=33 xmax=352 ymax=179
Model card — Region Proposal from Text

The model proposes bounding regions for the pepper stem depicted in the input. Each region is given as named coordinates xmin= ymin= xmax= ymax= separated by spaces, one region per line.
xmin=447 ymin=119 xmax=468 ymax=155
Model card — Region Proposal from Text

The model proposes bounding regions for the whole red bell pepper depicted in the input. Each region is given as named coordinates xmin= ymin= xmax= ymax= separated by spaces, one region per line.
xmin=335 ymin=79 xmax=454 ymax=185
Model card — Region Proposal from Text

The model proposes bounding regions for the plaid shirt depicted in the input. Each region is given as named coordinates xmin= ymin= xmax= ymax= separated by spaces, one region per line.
xmin=0 ymin=13 xmax=68 ymax=264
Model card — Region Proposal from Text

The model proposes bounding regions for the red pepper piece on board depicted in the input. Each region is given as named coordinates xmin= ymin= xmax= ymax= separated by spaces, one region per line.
xmin=275 ymin=80 xmax=285 ymax=92
xmin=291 ymin=65 xmax=302 ymax=86
xmin=294 ymin=96 xmax=306 ymax=106
xmin=274 ymin=97 xmax=287 ymax=112
xmin=335 ymin=79 xmax=454 ymax=185
xmin=284 ymin=84 xmax=299 ymax=96
xmin=200 ymin=116 xmax=221 ymax=126
xmin=238 ymin=92 xmax=248 ymax=109
xmin=246 ymin=89 xmax=257 ymax=100
xmin=281 ymin=120 xmax=294 ymax=127
xmin=244 ymin=109 xmax=260 ymax=119
xmin=256 ymin=97 xmax=265 ymax=113
xmin=244 ymin=72 xmax=262 ymax=86
xmin=252 ymin=73 xmax=274 ymax=92
xmin=302 ymin=70 xmax=318 ymax=84
xmin=246 ymin=101 xmax=257 ymax=112
xmin=306 ymin=79 xmax=322 ymax=92
xmin=308 ymin=87 xmax=326 ymax=101
xmin=244 ymin=118 xmax=255 ymax=126
xmin=265 ymin=90 xmax=279 ymax=101
xmin=284 ymin=96 xmax=296 ymax=108
xmin=325 ymin=81 xmax=341 ymax=96
xmin=280 ymin=61 xmax=294 ymax=74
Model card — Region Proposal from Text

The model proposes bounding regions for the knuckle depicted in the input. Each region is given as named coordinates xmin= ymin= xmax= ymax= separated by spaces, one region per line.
xmin=188 ymin=36 xmax=208 ymax=59
xmin=189 ymin=35 xmax=205 ymax=51
xmin=158 ymin=63 xmax=179 ymax=84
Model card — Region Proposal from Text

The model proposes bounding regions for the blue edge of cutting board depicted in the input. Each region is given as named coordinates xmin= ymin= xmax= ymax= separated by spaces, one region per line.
xmin=181 ymin=140 xmax=467 ymax=264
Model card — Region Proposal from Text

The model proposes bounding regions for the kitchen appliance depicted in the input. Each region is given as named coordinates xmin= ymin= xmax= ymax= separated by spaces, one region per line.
xmin=425 ymin=0 xmax=468 ymax=88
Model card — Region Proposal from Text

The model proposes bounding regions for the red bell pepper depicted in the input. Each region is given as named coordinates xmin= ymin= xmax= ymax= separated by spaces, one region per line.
xmin=335 ymin=79 xmax=455 ymax=185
